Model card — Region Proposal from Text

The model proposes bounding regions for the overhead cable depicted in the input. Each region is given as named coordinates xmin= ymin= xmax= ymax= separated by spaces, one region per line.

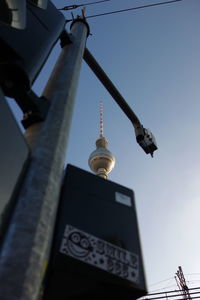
xmin=143 ymin=291 xmax=200 ymax=300
xmin=65 ymin=0 xmax=184 ymax=22
xmin=59 ymin=0 xmax=110 ymax=11
xmin=144 ymin=286 xmax=200 ymax=296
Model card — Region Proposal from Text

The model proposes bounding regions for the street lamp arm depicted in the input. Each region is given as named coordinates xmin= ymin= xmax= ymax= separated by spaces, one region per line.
xmin=84 ymin=47 xmax=141 ymax=128
xmin=83 ymin=48 xmax=158 ymax=156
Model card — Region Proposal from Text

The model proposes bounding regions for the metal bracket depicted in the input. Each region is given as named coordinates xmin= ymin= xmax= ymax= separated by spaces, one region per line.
xmin=13 ymin=90 xmax=50 ymax=129
xmin=60 ymin=30 xmax=73 ymax=48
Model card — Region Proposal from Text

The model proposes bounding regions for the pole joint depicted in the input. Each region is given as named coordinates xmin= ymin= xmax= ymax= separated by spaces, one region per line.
xmin=70 ymin=17 xmax=90 ymax=37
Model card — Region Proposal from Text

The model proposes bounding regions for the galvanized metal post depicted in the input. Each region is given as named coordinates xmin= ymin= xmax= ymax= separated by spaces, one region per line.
xmin=0 ymin=18 xmax=89 ymax=300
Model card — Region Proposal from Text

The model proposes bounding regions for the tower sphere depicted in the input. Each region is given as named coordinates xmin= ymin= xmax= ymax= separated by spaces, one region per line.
xmin=88 ymin=136 xmax=115 ymax=179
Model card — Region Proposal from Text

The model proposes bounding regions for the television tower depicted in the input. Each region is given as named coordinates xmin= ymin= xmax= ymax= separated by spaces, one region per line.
xmin=88 ymin=101 xmax=115 ymax=179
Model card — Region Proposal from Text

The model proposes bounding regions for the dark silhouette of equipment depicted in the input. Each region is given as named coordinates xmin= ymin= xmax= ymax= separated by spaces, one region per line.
xmin=0 ymin=1 xmax=65 ymax=98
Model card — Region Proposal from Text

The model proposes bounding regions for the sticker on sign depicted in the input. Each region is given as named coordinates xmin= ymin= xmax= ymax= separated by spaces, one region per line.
xmin=60 ymin=224 xmax=139 ymax=284
xmin=115 ymin=192 xmax=132 ymax=207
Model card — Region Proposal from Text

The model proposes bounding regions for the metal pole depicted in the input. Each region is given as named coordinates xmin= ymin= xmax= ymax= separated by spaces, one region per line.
xmin=0 ymin=18 xmax=89 ymax=300
xmin=24 ymin=122 xmax=43 ymax=149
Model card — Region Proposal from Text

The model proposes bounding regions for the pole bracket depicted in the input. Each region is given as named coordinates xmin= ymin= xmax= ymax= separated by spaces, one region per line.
xmin=13 ymin=90 xmax=50 ymax=129
xmin=70 ymin=17 xmax=90 ymax=37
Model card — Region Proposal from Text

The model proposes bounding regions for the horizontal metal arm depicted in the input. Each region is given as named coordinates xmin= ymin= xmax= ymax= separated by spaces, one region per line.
xmin=83 ymin=48 xmax=142 ymax=128
xmin=83 ymin=48 xmax=158 ymax=156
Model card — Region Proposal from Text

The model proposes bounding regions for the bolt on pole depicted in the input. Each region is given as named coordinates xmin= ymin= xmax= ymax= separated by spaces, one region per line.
xmin=0 ymin=18 xmax=89 ymax=300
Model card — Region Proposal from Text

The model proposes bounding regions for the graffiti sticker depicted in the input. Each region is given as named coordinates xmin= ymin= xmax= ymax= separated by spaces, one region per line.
xmin=60 ymin=224 xmax=139 ymax=284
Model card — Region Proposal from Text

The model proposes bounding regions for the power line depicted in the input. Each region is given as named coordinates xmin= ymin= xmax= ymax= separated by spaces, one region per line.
xmin=146 ymin=296 xmax=200 ymax=300
xmin=149 ymin=272 xmax=200 ymax=295
xmin=59 ymin=0 xmax=110 ymax=11
xmin=65 ymin=0 xmax=184 ymax=22
xmin=149 ymin=277 xmax=175 ymax=287
xmin=140 ymin=287 xmax=200 ymax=300
xmin=145 ymin=292 xmax=200 ymax=300
xmin=143 ymin=286 xmax=200 ymax=297
xmin=185 ymin=273 xmax=200 ymax=276
xmin=150 ymin=284 xmax=182 ymax=293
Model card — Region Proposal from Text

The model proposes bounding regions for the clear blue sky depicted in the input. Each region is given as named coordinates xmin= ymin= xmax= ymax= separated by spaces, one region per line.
xmin=9 ymin=0 xmax=200 ymax=293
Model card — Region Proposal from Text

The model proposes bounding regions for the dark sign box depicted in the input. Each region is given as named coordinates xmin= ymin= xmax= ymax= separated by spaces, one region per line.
xmin=44 ymin=164 xmax=147 ymax=300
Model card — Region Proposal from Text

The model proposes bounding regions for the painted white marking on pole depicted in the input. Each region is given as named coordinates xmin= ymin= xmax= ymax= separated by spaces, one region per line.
xmin=60 ymin=224 xmax=139 ymax=284
xmin=115 ymin=192 xmax=132 ymax=207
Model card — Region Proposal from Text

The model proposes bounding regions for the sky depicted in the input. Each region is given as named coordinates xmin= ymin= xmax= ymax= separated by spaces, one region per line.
xmin=8 ymin=0 xmax=200 ymax=294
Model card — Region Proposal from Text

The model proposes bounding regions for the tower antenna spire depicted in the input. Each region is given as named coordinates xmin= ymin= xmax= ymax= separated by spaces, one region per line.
xmin=100 ymin=100 xmax=104 ymax=138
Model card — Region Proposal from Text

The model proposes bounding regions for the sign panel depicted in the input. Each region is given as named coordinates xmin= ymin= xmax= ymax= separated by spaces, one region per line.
xmin=43 ymin=165 xmax=147 ymax=300
xmin=0 ymin=90 xmax=29 ymax=237
xmin=60 ymin=224 xmax=139 ymax=284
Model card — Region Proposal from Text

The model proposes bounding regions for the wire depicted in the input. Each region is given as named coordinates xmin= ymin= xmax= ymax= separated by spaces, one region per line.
xmin=150 ymin=284 xmax=181 ymax=293
xmin=143 ymin=295 xmax=200 ymax=300
xmin=186 ymin=273 xmax=200 ymax=276
xmin=59 ymin=0 xmax=110 ymax=11
xmin=145 ymin=296 xmax=200 ymax=300
xmin=149 ymin=277 xmax=175 ymax=287
xmin=143 ymin=286 xmax=200 ymax=297
xmin=65 ymin=0 xmax=184 ymax=22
